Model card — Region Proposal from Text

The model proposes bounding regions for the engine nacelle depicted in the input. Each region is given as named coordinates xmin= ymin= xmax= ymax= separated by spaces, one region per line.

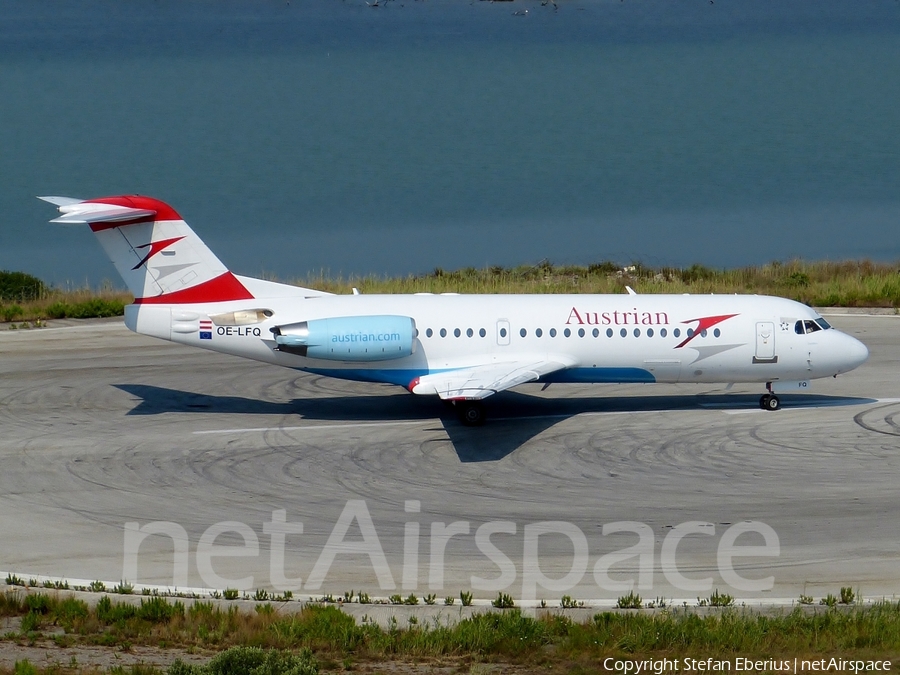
xmin=272 ymin=315 xmax=416 ymax=362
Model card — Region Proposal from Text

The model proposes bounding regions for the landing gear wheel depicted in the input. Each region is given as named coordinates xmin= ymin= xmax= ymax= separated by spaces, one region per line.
xmin=457 ymin=401 xmax=486 ymax=426
xmin=761 ymin=394 xmax=781 ymax=411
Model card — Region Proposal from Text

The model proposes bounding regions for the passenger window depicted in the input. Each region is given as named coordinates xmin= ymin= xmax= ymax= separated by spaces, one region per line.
xmin=634 ymin=328 xmax=640 ymax=337
xmin=479 ymin=328 xmax=486 ymax=337
xmin=660 ymin=328 xmax=667 ymax=337
xmin=592 ymin=328 xmax=599 ymax=337
xmin=606 ymin=328 xmax=613 ymax=337
xmin=701 ymin=329 xmax=707 ymax=337
xmin=536 ymin=328 xmax=543 ymax=337
xmin=520 ymin=328 xmax=527 ymax=337
xmin=620 ymin=328 xmax=627 ymax=337
xmin=578 ymin=328 xmax=585 ymax=337
xmin=499 ymin=327 xmax=507 ymax=338
xmin=454 ymin=328 xmax=461 ymax=337
xmin=440 ymin=328 xmax=447 ymax=338
xmin=564 ymin=328 xmax=571 ymax=337
xmin=647 ymin=328 xmax=654 ymax=337
xmin=673 ymin=328 xmax=681 ymax=338
xmin=550 ymin=328 xmax=557 ymax=337
xmin=466 ymin=328 xmax=473 ymax=338
xmin=714 ymin=328 xmax=720 ymax=337
xmin=426 ymin=328 xmax=433 ymax=338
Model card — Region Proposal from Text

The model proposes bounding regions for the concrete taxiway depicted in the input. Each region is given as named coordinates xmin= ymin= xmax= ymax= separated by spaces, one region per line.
xmin=0 ymin=314 xmax=898 ymax=604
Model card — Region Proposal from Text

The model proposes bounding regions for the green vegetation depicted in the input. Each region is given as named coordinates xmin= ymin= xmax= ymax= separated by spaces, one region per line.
xmin=3 ymin=259 xmax=900 ymax=325
xmin=0 ymin=271 xmax=45 ymax=303
xmin=300 ymin=259 xmax=900 ymax=307
xmin=615 ymin=591 xmax=643 ymax=609
xmin=3 ymin=590 xmax=900 ymax=672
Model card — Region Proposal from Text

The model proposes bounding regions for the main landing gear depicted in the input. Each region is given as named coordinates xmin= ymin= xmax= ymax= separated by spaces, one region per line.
xmin=454 ymin=400 xmax=486 ymax=426
xmin=759 ymin=382 xmax=780 ymax=411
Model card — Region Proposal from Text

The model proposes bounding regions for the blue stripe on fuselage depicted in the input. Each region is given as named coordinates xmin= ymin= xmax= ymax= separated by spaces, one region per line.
xmin=300 ymin=366 xmax=656 ymax=387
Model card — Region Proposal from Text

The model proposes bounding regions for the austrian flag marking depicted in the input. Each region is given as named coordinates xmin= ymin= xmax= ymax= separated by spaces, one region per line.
xmin=199 ymin=320 xmax=213 ymax=340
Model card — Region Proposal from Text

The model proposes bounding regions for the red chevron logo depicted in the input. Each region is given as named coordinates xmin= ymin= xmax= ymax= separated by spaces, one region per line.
xmin=131 ymin=236 xmax=186 ymax=270
xmin=675 ymin=314 xmax=739 ymax=348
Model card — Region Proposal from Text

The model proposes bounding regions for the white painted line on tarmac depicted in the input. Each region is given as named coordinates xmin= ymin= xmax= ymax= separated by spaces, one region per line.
xmin=194 ymin=420 xmax=427 ymax=435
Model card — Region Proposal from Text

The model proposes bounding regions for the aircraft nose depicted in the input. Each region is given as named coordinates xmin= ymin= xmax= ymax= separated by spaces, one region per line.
xmin=843 ymin=334 xmax=869 ymax=370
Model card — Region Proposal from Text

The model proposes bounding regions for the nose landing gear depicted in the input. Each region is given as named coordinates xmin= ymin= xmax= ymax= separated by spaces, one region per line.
xmin=759 ymin=394 xmax=781 ymax=410
xmin=759 ymin=382 xmax=780 ymax=410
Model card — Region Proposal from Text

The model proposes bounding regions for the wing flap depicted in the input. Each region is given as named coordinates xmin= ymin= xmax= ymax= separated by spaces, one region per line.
xmin=412 ymin=358 xmax=573 ymax=400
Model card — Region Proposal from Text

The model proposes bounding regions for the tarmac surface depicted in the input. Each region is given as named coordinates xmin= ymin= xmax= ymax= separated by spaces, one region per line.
xmin=1 ymin=313 xmax=898 ymax=605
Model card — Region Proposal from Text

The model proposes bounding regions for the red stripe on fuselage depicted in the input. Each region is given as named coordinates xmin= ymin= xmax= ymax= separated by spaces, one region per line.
xmin=134 ymin=272 xmax=254 ymax=304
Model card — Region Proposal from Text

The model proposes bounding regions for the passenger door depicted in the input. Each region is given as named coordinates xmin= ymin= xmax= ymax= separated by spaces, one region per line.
xmin=753 ymin=321 xmax=777 ymax=363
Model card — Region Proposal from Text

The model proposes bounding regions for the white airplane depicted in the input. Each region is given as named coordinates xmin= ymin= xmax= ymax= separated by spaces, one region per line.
xmin=40 ymin=195 xmax=869 ymax=425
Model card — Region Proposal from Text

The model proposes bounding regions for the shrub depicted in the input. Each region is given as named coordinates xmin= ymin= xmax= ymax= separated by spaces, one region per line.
xmin=24 ymin=594 xmax=52 ymax=615
xmin=460 ymin=591 xmax=473 ymax=607
xmin=168 ymin=645 xmax=319 ymax=675
xmin=96 ymin=595 xmax=137 ymax=624
xmin=491 ymin=593 xmax=515 ymax=609
xmin=139 ymin=596 xmax=183 ymax=623
xmin=0 ymin=271 xmax=45 ymax=303
xmin=616 ymin=591 xmax=643 ymax=609
xmin=707 ymin=589 xmax=734 ymax=607
xmin=13 ymin=660 xmax=39 ymax=675
xmin=114 ymin=580 xmax=135 ymax=595
xmin=20 ymin=611 xmax=42 ymax=633
xmin=840 ymin=587 xmax=857 ymax=605
xmin=54 ymin=597 xmax=89 ymax=629
xmin=223 ymin=588 xmax=239 ymax=601
xmin=2 ymin=304 xmax=24 ymax=322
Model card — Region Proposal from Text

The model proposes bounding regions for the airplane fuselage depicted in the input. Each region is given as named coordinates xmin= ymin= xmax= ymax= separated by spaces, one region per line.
xmin=126 ymin=292 xmax=866 ymax=389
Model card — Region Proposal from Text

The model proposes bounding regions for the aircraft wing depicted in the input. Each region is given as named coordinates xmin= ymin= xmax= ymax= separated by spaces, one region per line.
xmin=411 ymin=358 xmax=574 ymax=400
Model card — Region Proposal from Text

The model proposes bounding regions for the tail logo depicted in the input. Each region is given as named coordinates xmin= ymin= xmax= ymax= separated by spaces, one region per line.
xmin=132 ymin=236 xmax=186 ymax=270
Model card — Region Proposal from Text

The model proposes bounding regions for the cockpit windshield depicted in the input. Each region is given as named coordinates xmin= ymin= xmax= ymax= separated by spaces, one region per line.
xmin=794 ymin=318 xmax=833 ymax=334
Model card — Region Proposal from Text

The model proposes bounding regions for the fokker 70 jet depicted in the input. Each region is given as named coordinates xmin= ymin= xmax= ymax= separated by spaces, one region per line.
xmin=40 ymin=195 xmax=869 ymax=425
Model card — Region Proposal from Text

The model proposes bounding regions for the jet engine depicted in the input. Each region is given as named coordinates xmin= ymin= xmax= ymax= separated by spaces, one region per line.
xmin=271 ymin=315 xmax=416 ymax=361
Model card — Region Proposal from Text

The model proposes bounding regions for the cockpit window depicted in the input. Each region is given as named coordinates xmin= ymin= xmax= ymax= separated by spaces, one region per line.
xmin=796 ymin=319 xmax=826 ymax=334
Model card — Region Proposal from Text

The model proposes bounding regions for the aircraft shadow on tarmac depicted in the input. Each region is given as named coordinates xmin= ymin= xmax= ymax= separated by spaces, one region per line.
xmin=113 ymin=384 xmax=877 ymax=463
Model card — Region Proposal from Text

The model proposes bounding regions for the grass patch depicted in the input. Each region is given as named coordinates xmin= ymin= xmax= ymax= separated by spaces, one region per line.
xmin=3 ymin=590 xmax=900 ymax=666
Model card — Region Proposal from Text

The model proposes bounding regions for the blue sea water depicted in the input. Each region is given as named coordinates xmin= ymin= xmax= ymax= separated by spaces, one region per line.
xmin=2 ymin=0 xmax=900 ymax=287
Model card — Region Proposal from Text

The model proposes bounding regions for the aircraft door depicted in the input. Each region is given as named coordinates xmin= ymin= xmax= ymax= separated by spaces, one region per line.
xmin=496 ymin=319 xmax=510 ymax=346
xmin=753 ymin=321 xmax=777 ymax=363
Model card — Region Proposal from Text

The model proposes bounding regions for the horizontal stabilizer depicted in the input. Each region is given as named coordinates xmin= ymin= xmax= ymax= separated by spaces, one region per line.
xmin=37 ymin=196 xmax=84 ymax=207
xmin=45 ymin=200 xmax=156 ymax=225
